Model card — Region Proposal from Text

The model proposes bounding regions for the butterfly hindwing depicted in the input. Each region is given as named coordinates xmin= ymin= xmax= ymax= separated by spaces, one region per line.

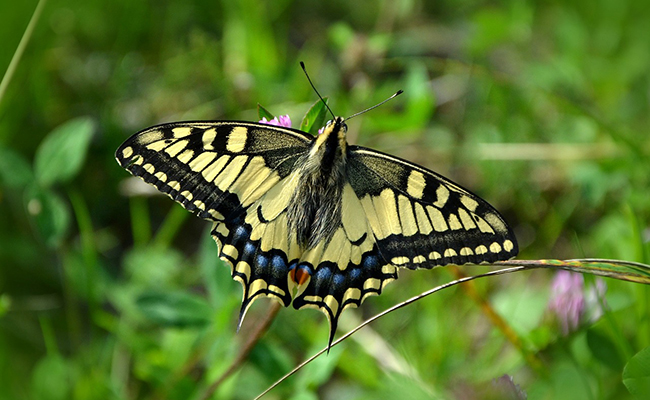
xmin=347 ymin=146 xmax=518 ymax=269
xmin=290 ymin=183 xmax=398 ymax=343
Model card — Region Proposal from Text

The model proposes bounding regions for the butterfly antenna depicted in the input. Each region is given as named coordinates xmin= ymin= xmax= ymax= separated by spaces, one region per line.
xmin=346 ymin=90 xmax=403 ymax=121
xmin=300 ymin=61 xmax=335 ymax=119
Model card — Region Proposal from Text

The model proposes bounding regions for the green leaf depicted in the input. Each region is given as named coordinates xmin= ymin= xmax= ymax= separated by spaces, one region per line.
xmin=135 ymin=290 xmax=212 ymax=327
xmin=586 ymin=329 xmax=624 ymax=370
xmin=24 ymin=184 xmax=70 ymax=248
xmin=0 ymin=146 xmax=34 ymax=189
xmin=624 ymin=346 xmax=650 ymax=399
xmin=257 ymin=103 xmax=275 ymax=121
xmin=300 ymin=97 xmax=329 ymax=135
xmin=34 ymin=116 xmax=94 ymax=187
xmin=30 ymin=355 xmax=70 ymax=400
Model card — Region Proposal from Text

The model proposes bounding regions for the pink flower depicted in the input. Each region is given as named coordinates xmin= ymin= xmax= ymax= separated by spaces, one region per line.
xmin=259 ymin=115 xmax=292 ymax=128
xmin=548 ymin=271 xmax=584 ymax=335
xmin=548 ymin=270 xmax=607 ymax=335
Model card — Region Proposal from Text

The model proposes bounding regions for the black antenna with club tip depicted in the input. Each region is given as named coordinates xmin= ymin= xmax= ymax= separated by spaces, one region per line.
xmin=300 ymin=61 xmax=335 ymax=119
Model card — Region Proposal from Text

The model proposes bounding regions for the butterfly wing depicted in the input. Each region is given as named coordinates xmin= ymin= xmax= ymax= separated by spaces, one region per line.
xmin=116 ymin=121 xmax=313 ymax=221
xmin=347 ymin=146 xmax=518 ymax=269
xmin=116 ymin=121 xmax=313 ymax=318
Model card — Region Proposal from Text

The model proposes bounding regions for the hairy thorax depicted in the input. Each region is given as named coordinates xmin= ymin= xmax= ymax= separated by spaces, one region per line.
xmin=286 ymin=118 xmax=348 ymax=249
xmin=287 ymin=163 xmax=345 ymax=248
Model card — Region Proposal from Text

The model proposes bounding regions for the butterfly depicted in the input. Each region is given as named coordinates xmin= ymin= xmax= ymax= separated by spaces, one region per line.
xmin=116 ymin=104 xmax=518 ymax=349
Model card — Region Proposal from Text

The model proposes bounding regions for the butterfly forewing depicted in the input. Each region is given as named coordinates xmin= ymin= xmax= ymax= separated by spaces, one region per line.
xmin=116 ymin=121 xmax=312 ymax=221
xmin=347 ymin=146 xmax=518 ymax=269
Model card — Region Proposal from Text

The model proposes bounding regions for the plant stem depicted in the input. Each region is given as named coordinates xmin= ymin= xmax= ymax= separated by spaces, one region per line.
xmin=0 ymin=0 xmax=47 ymax=105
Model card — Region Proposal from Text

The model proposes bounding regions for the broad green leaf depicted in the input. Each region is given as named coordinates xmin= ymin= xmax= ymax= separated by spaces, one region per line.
xmin=300 ymin=97 xmax=329 ymax=135
xmin=34 ymin=116 xmax=94 ymax=186
xmin=24 ymin=184 xmax=70 ymax=248
xmin=135 ymin=290 xmax=212 ymax=327
xmin=0 ymin=146 xmax=34 ymax=189
xmin=623 ymin=346 xmax=650 ymax=399
xmin=257 ymin=103 xmax=275 ymax=121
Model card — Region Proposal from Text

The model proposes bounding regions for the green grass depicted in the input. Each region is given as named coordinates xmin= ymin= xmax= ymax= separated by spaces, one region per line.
xmin=1 ymin=0 xmax=650 ymax=399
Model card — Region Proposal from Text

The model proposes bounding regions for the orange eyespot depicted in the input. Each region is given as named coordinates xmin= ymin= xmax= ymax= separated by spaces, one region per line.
xmin=289 ymin=266 xmax=312 ymax=285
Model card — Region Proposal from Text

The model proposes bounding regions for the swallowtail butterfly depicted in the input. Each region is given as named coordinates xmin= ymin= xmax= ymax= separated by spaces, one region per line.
xmin=116 ymin=95 xmax=518 ymax=348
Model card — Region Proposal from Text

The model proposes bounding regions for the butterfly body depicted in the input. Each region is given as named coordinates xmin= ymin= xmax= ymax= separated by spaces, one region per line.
xmin=287 ymin=116 xmax=348 ymax=249
xmin=116 ymin=116 xmax=518 ymax=347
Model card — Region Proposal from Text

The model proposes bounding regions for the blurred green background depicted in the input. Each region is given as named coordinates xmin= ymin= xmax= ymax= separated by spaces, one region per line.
xmin=1 ymin=0 xmax=649 ymax=399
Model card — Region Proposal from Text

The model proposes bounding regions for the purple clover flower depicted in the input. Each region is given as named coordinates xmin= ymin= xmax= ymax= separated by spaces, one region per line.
xmin=548 ymin=271 xmax=584 ymax=335
xmin=548 ymin=270 xmax=607 ymax=335
xmin=259 ymin=115 xmax=292 ymax=128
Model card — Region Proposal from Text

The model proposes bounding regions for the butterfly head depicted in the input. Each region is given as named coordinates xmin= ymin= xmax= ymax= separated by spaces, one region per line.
xmin=311 ymin=116 xmax=348 ymax=164
xmin=323 ymin=116 xmax=347 ymax=132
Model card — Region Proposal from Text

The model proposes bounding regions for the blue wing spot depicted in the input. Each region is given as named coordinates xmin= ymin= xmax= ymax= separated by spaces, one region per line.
xmin=232 ymin=225 xmax=249 ymax=243
xmin=362 ymin=254 xmax=380 ymax=269
xmin=242 ymin=242 xmax=257 ymax=259
xmin=347 ymin=268 xmax=361 ymax=281
xmin=332 ymin=273 xmax=345 ymax=287
xmin=256 ymin=253 xmax=269 ymax=269
xmin=270 ymin=254 xmax=288 ymax=278
xmin=312 ymin=267 xmax=332 ymax=285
